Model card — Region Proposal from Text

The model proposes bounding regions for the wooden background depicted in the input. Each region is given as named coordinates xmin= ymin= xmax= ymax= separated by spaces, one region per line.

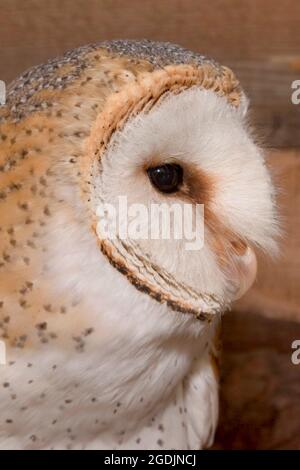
xmin=0 ymin=0 xmax=299 ymax=449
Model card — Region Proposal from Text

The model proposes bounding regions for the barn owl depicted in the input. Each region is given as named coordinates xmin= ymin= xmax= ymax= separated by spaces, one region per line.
xmin=0 ymin=40 xmax=278 ymax=450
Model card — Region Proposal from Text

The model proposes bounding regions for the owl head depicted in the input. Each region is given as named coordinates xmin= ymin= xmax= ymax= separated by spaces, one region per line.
xmin=65 ymin=40 xmax=277 ymax=322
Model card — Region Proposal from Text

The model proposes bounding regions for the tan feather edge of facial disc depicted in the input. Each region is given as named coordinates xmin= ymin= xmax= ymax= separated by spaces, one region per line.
xmin=82 ymin=62 xmax=243 ymax=320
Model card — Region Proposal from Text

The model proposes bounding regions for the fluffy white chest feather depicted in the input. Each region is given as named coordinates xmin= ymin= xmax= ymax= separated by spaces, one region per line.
xmin=0 ymin=284 xmax=219 ymax=450
xmin=0 ymin=339 xmax=218 ymax=450
xmin=0 ymin=206 xmax=219 ymax=450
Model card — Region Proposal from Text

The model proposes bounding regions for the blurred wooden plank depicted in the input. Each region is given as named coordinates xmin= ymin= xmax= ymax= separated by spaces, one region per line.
xmin=0 ymin=0 xmax=299 ymax=146
xmin=229 ymin=60 xmax=300 ymax=147
xmin=213 ymin=312 xmax=300 ymax=450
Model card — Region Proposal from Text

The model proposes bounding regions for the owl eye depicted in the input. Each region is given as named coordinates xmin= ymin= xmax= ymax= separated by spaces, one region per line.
xmin=147 ymin=164 xmax=183 ymax=193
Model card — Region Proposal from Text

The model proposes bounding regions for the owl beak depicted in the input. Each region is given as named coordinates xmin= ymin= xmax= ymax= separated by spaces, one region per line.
xmin=231 ymin=243 xmax=257 ymax=300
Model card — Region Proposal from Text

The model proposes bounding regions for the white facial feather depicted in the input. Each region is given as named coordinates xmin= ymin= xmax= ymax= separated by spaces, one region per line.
xmin=98 ymin=88 xmax=278 ymax=302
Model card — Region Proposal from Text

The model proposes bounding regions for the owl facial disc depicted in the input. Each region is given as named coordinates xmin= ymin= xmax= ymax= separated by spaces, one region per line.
xmin=80 ymin=44 xmax=277 ymax=322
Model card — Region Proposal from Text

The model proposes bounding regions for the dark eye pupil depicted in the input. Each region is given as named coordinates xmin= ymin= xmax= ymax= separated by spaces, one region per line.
xmin=147 ymin=164 xmax=183 ymax=193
